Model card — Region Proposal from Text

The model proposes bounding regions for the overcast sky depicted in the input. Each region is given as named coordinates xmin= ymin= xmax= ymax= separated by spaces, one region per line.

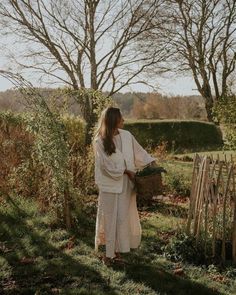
xmin=0 ymin=31 xmax=199 ymax=96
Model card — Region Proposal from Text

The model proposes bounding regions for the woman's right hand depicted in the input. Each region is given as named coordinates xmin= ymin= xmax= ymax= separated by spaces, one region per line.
xmin=149 ymin=161 xmax=158 ymax=168
xmin=124 ymin=169 xmax=135 ymax=182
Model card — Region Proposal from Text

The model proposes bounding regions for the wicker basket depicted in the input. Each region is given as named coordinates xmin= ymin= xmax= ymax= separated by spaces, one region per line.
xmin=135 ymin=172 xmax=163 ymax=200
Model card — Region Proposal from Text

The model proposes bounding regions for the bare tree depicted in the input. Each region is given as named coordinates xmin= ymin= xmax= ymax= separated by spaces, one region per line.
xmin=173 ymin=0 xmax=236 ymax=121
xmin=0 ymin=0 xmax=167 ymax=140
xmin=143 ymin=0 xmax=236 ymax=121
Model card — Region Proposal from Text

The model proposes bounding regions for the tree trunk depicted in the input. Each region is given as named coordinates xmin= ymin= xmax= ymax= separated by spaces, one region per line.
xmin=83 ymin=93 xmax=98 ymax=145
xmin=204 ymin=97 xmax=214 ymax=122
xmin=84 ymin=115 xmax=97 ymax=145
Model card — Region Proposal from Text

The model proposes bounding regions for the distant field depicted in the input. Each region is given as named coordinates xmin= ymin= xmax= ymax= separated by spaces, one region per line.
xmin=125 ymin=118 xmax=209 ymax=123
xmin=157 ymin=150 xmax=236 ymax=188
xmin=175 ymin=150 xmax=236 ymax=162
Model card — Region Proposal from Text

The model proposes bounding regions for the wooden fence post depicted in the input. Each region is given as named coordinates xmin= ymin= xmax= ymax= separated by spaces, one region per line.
xmin=231 ymin=166 xmax=236 ymax=264
xmin=186 ymin=154 xmax=200 ymax=234
xmin=188 ymin=154 xmax=235 ymax=264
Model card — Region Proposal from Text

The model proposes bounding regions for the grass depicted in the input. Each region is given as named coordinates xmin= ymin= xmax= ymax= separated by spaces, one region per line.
xmin=156 ymin=150 xmax=236 ymax=196
xmin=125 ymin=119 xmax=212 ymax=123
xmin=174 ymin=150 xmax=236 ymax=162
xmin=0 ymin=194 xmax=235 ymax=295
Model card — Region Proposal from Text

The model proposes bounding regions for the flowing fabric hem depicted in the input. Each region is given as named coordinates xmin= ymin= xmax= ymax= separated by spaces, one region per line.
xmin=95 ymin=235 xmax=141 ymax=253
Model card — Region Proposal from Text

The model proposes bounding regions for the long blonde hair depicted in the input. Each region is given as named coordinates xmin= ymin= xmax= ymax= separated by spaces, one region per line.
xmin=94 ymin=107 xmax=122 ymax=155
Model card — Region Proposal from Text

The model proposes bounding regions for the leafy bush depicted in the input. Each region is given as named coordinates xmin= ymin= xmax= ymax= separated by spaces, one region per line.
xmin=0 ymin=86 xmax=113 ymax=229
xmin=61 ymin=115 xmax=96 ymax=194
xmin=164 ymin=171 xmax=191 ymax=197
xmin=124 ymin=120 xmax=223 ymax=152
xmin=62 ymin=114 xmax=85 ymax=150
xmin=0 ymin=111 xmax=96 ymax=201
xmin=164 ymin=233 xmax=207 ymax=265
xmin=70 ymin=145 xmax=97 ymax=195
xmin=0 ymin=112 xmax=34 ymax=194
xmin=164 ymin=233 xmax=234 ymax=266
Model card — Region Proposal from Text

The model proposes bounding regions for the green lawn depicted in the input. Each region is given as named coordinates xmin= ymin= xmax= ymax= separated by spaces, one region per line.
xmin=158 ymin=150 xmax=236 ymax=193
xmin=0 ymin=195 xmax=235 ymax=295
xmin=174 ymin=150 xmax=236 ymax=162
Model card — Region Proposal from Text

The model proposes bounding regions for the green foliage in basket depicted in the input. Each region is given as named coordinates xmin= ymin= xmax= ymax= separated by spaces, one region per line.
xmin=135 ymin=166 xmax=167 ymax=177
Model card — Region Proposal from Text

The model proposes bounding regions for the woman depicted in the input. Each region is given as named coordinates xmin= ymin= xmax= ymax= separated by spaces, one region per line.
xmin=93 ymin=107 xmax=156 ymax=264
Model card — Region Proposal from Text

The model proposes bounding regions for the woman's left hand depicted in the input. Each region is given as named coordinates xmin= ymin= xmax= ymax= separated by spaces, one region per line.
xmin=124 ymin=169 xmax=135 ymax=182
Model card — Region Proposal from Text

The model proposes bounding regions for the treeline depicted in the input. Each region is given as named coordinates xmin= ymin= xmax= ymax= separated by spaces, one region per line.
xmin=113 ymin=92 xmax=207 ymax=120
xmin=0 ymin=89 xmax=207 ymax=120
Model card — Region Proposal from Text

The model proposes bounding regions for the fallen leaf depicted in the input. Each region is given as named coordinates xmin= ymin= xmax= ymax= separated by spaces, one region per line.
xmin=20 ymin=257 xmax=35 ymax=264
xmin=173 ymin=268 xmax=184 ymax=276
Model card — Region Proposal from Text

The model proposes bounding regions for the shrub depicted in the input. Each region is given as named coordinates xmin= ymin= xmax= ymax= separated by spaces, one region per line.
xmin=0 ymin=112 xmax=34 ymax=195
xmin=164 ymin=233 xmax=207 ymax=265
xmin=164 ymin=172 xmax=191 ymax=197
xmin=62 ymin=114 xmax=86 ymax=151
xmin=124 ymin=120 xmax=223 ymax=152
xmin=61 ymin=114 xmax=96 ymax=195
xmin=0 ymin=85 xmax=111 ymax=228
xmin=69 ymin=145 xmax=97 ymax=195
xmin=0 ymin=111 xmax=96 ymax=201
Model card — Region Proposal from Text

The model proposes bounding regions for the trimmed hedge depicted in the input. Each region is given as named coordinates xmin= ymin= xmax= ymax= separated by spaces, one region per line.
xmin=124 ymin=120 xmax=223 ymax=151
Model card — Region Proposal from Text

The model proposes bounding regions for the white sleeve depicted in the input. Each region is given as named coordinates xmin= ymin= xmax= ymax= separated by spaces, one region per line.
xmin=132 ymin=135 xmax=156 ymax=169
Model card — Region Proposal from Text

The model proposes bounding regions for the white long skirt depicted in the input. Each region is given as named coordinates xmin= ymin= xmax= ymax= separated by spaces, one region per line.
xmin=95 ymin=175 xmax=141 ymax=258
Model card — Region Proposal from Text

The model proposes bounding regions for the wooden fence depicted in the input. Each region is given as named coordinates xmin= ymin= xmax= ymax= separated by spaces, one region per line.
xmin=187 ymin=154 xmax=236 ymax=264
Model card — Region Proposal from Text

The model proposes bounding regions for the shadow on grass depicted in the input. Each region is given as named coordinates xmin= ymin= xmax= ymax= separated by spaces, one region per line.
xmin=0 ymin=196 xmax=115 ymax=295
xmin=124 ymin=263 xmax=220 ymax=295
xmin=119 ymin=214 xmax=221 ymax=295
xmin=0 ymin=196 xmax=223 ymax=295
xmin=111 ymin=233 xmax=221 ymax=295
